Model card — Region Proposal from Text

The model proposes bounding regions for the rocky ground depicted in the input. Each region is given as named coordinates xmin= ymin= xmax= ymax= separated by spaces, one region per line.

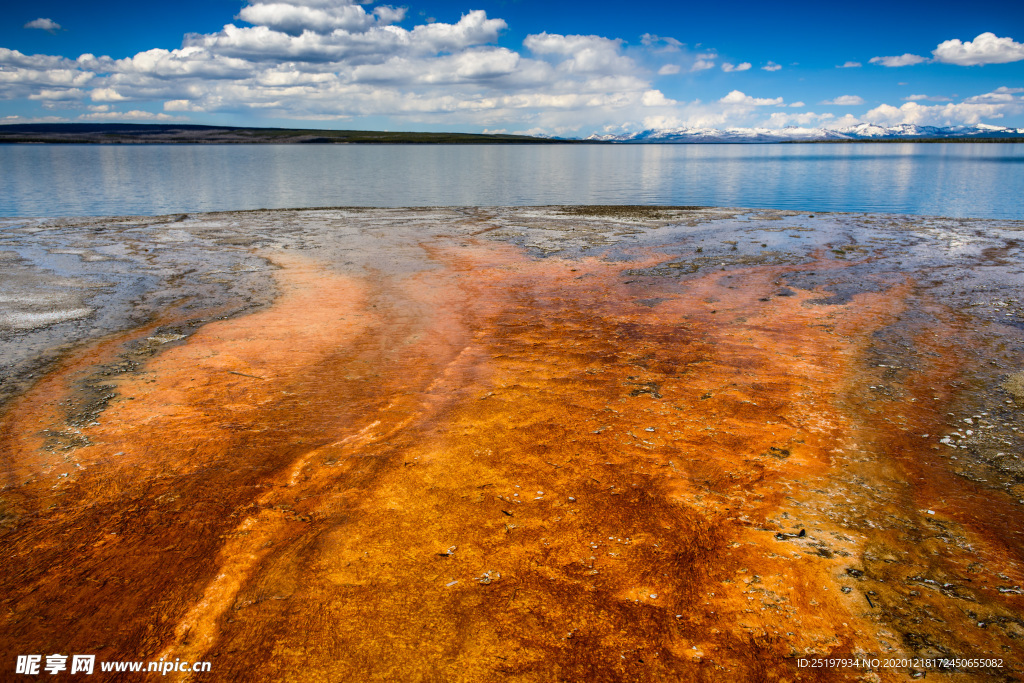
xmin=1 ymin=206 xmax=1023 ymax=681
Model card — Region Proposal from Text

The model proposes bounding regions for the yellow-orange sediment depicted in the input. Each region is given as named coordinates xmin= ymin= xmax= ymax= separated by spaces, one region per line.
xmin=1 ymin=237 xmax=1022 ymax=681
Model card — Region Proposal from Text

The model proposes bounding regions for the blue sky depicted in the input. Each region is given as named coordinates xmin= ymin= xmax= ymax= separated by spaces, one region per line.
xmin=2 ymin=0 xmax=1023 ymax=135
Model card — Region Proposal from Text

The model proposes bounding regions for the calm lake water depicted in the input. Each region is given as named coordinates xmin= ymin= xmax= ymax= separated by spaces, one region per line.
xmin=1 ymin=143 xmax=1022 ymax=219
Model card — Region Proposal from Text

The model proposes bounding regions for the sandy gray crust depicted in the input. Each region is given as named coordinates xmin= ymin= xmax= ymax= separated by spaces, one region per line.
xmin=1 ymin=205 xmax=1023 ymax=482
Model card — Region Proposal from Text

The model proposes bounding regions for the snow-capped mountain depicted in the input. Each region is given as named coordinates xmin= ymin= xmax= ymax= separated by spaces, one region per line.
xmin=584 ymin=123 xmax=1024 ymax=143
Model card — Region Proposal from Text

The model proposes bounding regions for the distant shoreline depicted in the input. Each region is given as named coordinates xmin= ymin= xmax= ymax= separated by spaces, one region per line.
xmin=1 ymin=123 xmax=1021 ymax=145
xmin=0 ymin=123 xmax=574 ymax=145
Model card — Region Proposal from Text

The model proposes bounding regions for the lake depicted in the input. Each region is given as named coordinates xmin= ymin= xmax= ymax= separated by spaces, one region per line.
xmin=1 ymin=142 xmax=1021 ymax=219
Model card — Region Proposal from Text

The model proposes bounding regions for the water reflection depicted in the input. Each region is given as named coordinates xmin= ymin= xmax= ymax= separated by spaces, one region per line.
xmin=0 ymin=143 xmax=1021 ymax=218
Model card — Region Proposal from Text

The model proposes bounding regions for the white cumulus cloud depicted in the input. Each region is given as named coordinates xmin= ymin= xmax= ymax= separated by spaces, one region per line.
xmin=761 ymin=61 xmax=781 ymax=71
xmin=869 ymin=53 xmax=927 ymax=67
xmin=640 ymin=34 xmax=683 ymax=52
xmin=524 ymin=33 xmax=633 ymax=74
xmin=657 ymin=64 xmax=680 ymax=75
xmin=962 ymin=88 xmax=1016 ymax=103
xmin=24 ymin=18 xmax=62 ymax=32
xmin=932 ymin=32 xmax=1024 ymax=66
xmin=820 ymin=95 xmax=865 ymax=106
xmin=690 ymin=52 xmax=716 ymax=72
xmin=641 ymin=89 xmax=675 ymax=106
xmin=89 ymin=88 xmax=128 ymax=102
xmin=721 ymin=62 xmax=751 ymax=72
xmin=236 ymin=0 xmax=405 ymax=36
xmin=28 ymin=88 xmax=86 ymax=101
xmin=837 ymin=61 xmax=861 ymax=68
xmin=720 ymin=90 xmax=784 ymax=106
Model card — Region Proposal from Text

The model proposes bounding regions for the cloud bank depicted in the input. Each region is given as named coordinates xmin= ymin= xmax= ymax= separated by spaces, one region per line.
xmin=3 ymin=0 xmax=671 ymax=133
xmin=2 ymin=4 xmax=1022 ymax=135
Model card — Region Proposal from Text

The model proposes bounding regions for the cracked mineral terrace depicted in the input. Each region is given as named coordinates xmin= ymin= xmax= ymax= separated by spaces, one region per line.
xmin=1 ymin=207 xmax=1023 ymax=682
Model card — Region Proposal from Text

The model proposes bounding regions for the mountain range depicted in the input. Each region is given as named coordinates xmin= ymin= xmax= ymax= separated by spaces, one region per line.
xmin=584 ymin=123 xmax=1024 ymax=143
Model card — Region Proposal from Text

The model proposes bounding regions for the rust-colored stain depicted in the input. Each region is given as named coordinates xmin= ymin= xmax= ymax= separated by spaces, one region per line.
xmin=2 ymin=238 xmax=1022 ymax=681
